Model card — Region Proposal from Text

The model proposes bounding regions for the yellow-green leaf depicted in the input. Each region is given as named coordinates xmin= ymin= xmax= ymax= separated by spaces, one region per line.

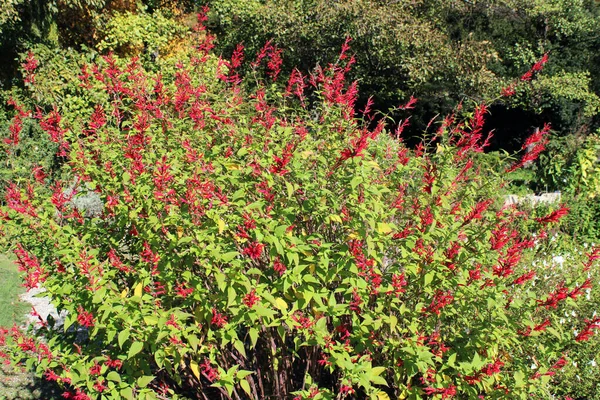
xmin=134 ymin=282 xmax=143 ymax=297
xmin=274 ymin=297 xmax=288 ymax=311
xmin=190 ymin=361 xmax=200 ymax=379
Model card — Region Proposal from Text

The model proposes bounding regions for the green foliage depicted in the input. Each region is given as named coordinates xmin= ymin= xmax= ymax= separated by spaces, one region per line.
xmin=0 ymin=0 xmax=25 ymax=34
xmin=1 ymin=21 xmax=599 ymax=399
xmin=96 ymin=10 xmax=190 ymax=59
xmin=536 ymin=132 xmax=600 ymax=239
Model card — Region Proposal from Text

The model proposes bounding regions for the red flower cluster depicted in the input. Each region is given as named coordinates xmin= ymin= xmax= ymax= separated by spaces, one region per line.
xmin=575 ymin=317 xmax=600 ymax=342
xmin=521 ymin=53 xmax=549 ymax=82
xmin=506 ymin=123 xmax=551 ymax=172
xmin=423 ymin=290 xmax=454 ymax=315
xmin=243 ymin=241 xmax=264 ymax=260
xmin=76 ymin=306 xmax=95 ymax=328
xmin=14 ymin=243 xmax=46 ymax=289
xmin=535 ymin=206 xmax=569 ymax=224
xmin=199 ymin=358 xmax=220 ymax=382
xmin=211 ymin=308 xmax=227 ymax=329
xmin=22 ymin=51 xmax=39 ymax=84
xmin=243 ymin=289 xmax=260 ymax=308
xmin=423 ymin=385 xmax=457 ymax=399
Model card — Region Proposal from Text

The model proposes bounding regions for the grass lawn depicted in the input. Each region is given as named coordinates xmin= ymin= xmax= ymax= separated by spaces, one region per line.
xmin=0 ymin=254 xmax=29 ymax=328
xmin=0 ymin=254 xmax=61 ymax=399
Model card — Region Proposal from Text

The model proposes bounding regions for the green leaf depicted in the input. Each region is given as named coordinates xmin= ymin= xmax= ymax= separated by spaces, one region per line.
xmin=240 ymin=379 xmax=252 ymax=396
xmin=215 ymin=272 xmax=227 ymax=292
xmin=389 ymin=315 xmax=397 ymax=332
xmin=274 ymin=297 xmax=288 ymax=311
xmin=424 ymin=271 xmax=435 ymax=286
xmin=237 ymin=370 xmax=254 ymax=379
xmin=107 ymin=371 xmax=121 ymax=382
xmin=120 ymin=387 xmax=134 ymax=400
xmin=221 ymin=251 xmax=238 ymax=262
xmin=233 ymin=338 xmax=247 ymax=358
xmin=228 ymin=286 xmax=237 ymax=307
xmin=190 ymin=361 xmax=200 ymax=379
xmin=249 ymin=328 xmax=259 ymax=348
xmin=370 ymin=375 xmax=388 ymax=386
xmin=137 ymin=375 xmax=154 ymax=388
xmin=92 ymin=286 xmax=107 ymax=303
xmin=118 ymin=329 xmax=129 ymax=349
xmin=128 ymin=341 xmax=144 ymax=359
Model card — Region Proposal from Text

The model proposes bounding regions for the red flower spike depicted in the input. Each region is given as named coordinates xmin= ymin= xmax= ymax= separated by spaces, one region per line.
xmin=349 ymin=288 xmax=362 ymax=314
xmin=22 ymin=51 xmax=39 ymax=84
xmin=399 ymin=95 xmax=418 ymax=110
xmin=536 ymin=206 xmax=569 ymax=224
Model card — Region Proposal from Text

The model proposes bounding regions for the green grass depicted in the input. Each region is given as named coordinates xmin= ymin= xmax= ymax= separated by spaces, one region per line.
xmin=0 ymin=254 xmax=29 ymax=328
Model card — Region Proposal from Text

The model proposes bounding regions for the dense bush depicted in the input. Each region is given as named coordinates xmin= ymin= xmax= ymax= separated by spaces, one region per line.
xmin=1 ymin=13 xmax=600 ymax=400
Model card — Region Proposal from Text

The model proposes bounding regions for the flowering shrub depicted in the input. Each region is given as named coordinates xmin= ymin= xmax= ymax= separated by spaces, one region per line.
xmin=1 ymin=13 xmax=599 ymax=400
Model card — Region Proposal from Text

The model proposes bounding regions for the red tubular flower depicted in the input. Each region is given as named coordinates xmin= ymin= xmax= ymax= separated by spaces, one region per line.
xmin=108 ymin=248 xmax=132 ymax=274
xmin=270 ymin=142 xmax=295 ymax=175
xmin=395 ymin=118 xmax=411 ymax=139
xmin=273 ymin=257 xmax=287 ymax=276
xmin=242 ymin=241 xmax=264 ymax=260
xmin=6 ymin=183 xmax=38 ymax=217
xmin=243 ymin=289 xmax=260 ymax=308
xmin=76 ymin=306 xmax=94 ymax=328
xmin=398 ymin=95 xmax=418 ymax=110
xmin=44 ymin=369 xmax=60 ymax=382
xmin=211 ymin=308 xmax=228 ymax=328
xmin=105 ymin=356 xmax=122 ymax=369
xmin=349 ymin=288 xmax=363 ymax=314
xmin=14 ymin=243 xmax=46 ymax=289
xmin=468 ymin=265 xmax=482 ymax=282
xmin=533 ymin=319 xmax=551 ymax=332
xmin=490 ymin=224 xmax=517 ymax=251
xmin=584 ymin=246 xmax=600 ymax=271
xmin=501 ymin=85 xmax=516 ymax=97
xmin=568 ymin=278 xmax=592 ymax=300
xmin=175 ymin=282 xmax=194 ymax=298
xmin=463 ymin=199 xmax=493 ymax=225
xmin=537 ymin=283 xmax=570 ymax=309
xmin=340 ymin=384 xmax=355 ymax=395
xmin=506 ymin=124 xmax=551 ymax=172
xmin=423 ymin=290 xmax=454 ymax=315
xmin=551 ymin=356 xmax=567 ymax=370
xmin=166 ymin=314 xmax=180 ymax=329
xmin=93 ymin=380 xmax=107 ymax=393
xmin=424 ymin=386 xmax=457 ymax=399
xmin=390 ymin=273 xmax=407 ymax=296
xmin=200 ymin=358 xmax=220 ymax=382
xmin=482 ymin=359 xmax=504 ymax=376
xmin=89 ymin=362 xmax=102 ymax=376
xmin=141 ymin=242 xmax=160 ymax=273
xmin=22 ymin=51 xmax=39 ymax=84
xmin=512 ymin=270 xmax=536 ymax=285
xmin=536 ymin=206 xmax=569 ymax=224
xmin=575 ymin=317 xmax=600 ymax=342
